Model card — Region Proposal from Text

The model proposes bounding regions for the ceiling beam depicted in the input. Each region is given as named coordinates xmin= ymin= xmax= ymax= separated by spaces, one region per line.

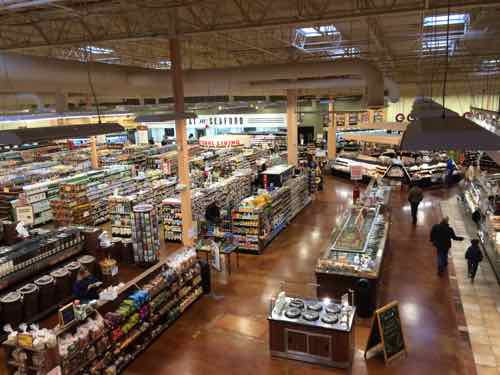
xmin=1 ymin=0 xmax=500 ymax=50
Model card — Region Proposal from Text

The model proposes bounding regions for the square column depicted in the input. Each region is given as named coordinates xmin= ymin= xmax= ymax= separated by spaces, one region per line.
xmin=287 ymin=89 xmax=298 ymax=166
xmin=170 ymin=38 xmax=194 ymax=246
xmin=328 ymin=99 xmax=336 ymax=160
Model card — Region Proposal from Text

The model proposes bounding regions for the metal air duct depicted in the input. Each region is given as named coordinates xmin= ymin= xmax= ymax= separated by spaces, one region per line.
xmin=0 ymin=52 xmax=397 ymax=107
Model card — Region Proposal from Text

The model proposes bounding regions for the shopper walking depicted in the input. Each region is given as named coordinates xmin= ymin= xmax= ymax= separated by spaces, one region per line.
xmin=407 ymin=183 xmax=423 ymax=224
xmin=430 ymin=217 xmax=464 ymax=276
xmin=465 ymin=239 xmax=483 ymax=283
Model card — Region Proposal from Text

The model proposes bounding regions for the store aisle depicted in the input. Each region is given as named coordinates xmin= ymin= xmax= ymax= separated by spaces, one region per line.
xmin=126 ymin=176 xmax=471 ymax=375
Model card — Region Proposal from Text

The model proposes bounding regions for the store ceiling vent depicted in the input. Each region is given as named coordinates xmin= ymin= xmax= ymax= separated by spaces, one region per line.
xmin=0 ymin=123 xmax=124 ymax=145
xmin=135 ymin=112 xmax=197 ymax=123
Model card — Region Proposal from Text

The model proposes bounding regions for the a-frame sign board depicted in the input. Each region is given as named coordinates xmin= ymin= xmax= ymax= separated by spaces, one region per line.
xmin=364 ymin=301 xmax=407 ymax=364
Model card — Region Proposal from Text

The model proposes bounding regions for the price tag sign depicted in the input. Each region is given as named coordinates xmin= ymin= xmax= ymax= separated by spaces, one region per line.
xmin=58 ymin=302 xmax=76 ymax=327
xmin=350 ymin=165 xmax=363 ymax=181
xmin=16 ymin=206 xmax=34 ymax=225
xmin=17 ymin=333 xmax=34 ymax=349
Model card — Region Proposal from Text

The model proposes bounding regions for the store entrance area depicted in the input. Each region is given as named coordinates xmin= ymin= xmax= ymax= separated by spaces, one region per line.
xmin=125 ymin=175 xmax=470 ymax=375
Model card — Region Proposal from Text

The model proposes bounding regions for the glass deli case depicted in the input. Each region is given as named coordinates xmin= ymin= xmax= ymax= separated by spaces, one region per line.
xmin=315 ymin=182 xmax=390 ymax=317
xmin=316 ymin=205 xmax=388 ymax=278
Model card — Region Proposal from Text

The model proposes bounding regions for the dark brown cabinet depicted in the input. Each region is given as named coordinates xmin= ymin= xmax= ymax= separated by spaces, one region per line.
xmin=308 ymin=333 xmax=332 ymax=359
xmin=269 ymin=320 xmax=354 ymax=368
xmin=286 ymin=330 xmax=307 ymax=353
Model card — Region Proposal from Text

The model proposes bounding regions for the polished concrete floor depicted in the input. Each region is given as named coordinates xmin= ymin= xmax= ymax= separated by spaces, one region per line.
xmin=126 ymin=176 xmax=473 ymax=375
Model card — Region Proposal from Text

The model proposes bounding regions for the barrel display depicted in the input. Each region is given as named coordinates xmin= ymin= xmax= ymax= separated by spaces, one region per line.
xmin=51 ymin=268 xmax=72 ymax=301
xmin=18 ymin=283 xmax=39 ymax=321
xmin=65 ymin=261 xmax=81 ymax=285
xmin=35 ymin=275 xmax=55 ymax=312
xmin=78 ymin=255 xmax=97 ymax=275
xmin=1 ymin=291 xmax=23 ymax=327
xmin=99 ymin=258 xmax=118 ymax=287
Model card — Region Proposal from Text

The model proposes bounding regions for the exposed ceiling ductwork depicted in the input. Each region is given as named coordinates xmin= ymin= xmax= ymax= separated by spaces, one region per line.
xmin=0 ymin=52 xmax=398 ymax=108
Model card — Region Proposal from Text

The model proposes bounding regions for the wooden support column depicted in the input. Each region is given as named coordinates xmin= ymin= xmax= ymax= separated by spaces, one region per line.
xmin=328 ymin=98 xmax=336 ymax=161
xmin=90 ymin=136 xmax=99 ymax=169
xmin=170 ymin=38 xmax=193 ymax=246
xmin=287 ymin=89 xmax=298 ymax=166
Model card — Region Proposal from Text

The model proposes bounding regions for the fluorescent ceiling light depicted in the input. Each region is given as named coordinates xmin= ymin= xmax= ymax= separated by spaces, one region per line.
xmin=80 ymin=46 xmax=114 ymax=55
xmin=482 ymin=58 xmax=500 ymax=66
xmin=423 ymin=13 xmax=469 ymax=27
xmin=95 ymin=57 xmax=120 ymax=63
xmin=421 ymin=38 xmax=456 ymax=54
xmin=328 ymin=47 xmax=360 ymax=58
xmin=0 ymin=0 xmax=62 ymax=10
xmin=157 ymin=60 xmax=171 ymax=69
xmin=135 ymin=112 xmax=197 ymax=123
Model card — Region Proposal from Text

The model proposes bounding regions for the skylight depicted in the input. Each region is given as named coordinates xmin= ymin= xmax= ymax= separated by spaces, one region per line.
xmin=423 ymin=13 xmax=469 ymax=27
xmin=80 ymin=46 xmax=114 ymax=55
xmin=297 ymin=25 xmax=338 ymax=37
xmin=293 ymin=24 xmax=342 ymax=56
xmin=481 ymin=58 xmax=500 ymax=71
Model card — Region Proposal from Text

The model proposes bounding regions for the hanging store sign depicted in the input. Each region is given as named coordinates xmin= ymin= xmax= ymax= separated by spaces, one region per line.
xmin=199 ymin=135 xmax=252 ymax=148
xmin=145 ymin=113 xmax=287 ymax=129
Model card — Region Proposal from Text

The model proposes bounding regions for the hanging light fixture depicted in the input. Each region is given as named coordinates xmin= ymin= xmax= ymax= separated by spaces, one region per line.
xmin=0 ymin=123 xmax=124 ymax=145
xmin=135 ymin=112 xmax=197 ymax=123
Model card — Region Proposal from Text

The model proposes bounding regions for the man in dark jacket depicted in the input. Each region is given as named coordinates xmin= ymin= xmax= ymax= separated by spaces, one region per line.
xmin=465 ymin=239 xmax=483 ymax=282
xmin=430 ymin=216 xmax=464 ymax=276
xmin=408 ymin=184 xmax=423 ymax=225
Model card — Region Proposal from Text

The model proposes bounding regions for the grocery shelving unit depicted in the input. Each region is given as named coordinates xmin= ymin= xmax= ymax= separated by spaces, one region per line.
xmin=162 ymin=198 xmax=182 ymax=242
xmin=231 ymin=204 xmax=271 ymax=253
xmin=287 ymin=175 xmax=311 ymax=220
xmin=269 ymin=186 xmax=291 ymax=233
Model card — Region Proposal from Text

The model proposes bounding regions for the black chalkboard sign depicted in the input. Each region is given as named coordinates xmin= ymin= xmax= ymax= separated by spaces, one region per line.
xmin=58 ymin=302 xmax=76 ymax=327
xmin=364 ymin=301 xmax=406 ymax=364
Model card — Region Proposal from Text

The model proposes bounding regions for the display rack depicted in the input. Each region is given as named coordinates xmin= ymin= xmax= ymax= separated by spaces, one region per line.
xmin=161 ymin=198 xmax=182 ymax=242
xmin=131 ymin=204 xmax=160 ymax=266
xmin=109 ymin=178 xmax=176 ymax=237
xmin=0 ymin=227 xmax=84 ymax=292
xmin=2 ymin=248 xmax=204 ymax=375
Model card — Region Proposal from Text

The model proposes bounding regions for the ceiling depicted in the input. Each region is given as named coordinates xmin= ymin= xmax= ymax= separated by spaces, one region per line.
xmin=0 ymin=0 xmax=500 ymax=86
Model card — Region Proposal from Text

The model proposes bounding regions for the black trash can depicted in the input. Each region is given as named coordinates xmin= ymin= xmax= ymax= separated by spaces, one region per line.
xmin=356 ymin=278 xmax=372 ymax=318
xmin=199 ymin=260 xmax=211 ymax=294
